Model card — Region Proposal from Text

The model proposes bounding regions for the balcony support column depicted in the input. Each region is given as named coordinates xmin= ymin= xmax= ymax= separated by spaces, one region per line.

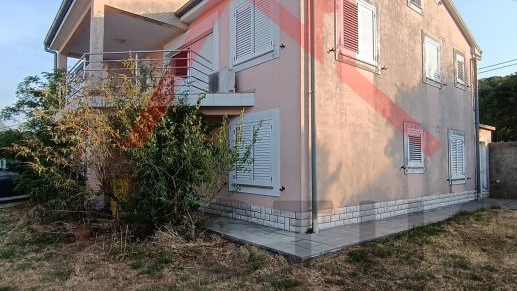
xmin=57 ymin=53 xmax=68 ymax=70
xmin=85 ymin=0 xmax=107 ymax=205
xmin=88 ymin=0 xmax=106 ymax=81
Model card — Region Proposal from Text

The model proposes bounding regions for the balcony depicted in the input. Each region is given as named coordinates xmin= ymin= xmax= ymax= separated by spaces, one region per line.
xmin=65 ymin=49 xmax=255 ymax=114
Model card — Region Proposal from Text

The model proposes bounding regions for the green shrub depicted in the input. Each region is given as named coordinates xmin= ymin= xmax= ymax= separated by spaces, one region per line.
xmin=122 ymin=101 xmax=241 ymax=236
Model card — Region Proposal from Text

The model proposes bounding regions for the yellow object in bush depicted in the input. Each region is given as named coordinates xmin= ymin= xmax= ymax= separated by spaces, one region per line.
xmin=110 ymin=175 xmax=132 ymax=217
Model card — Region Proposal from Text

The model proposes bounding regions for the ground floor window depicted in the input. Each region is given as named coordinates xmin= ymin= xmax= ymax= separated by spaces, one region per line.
xmin=229 ymin=108 xmax=280 ymax=196
xmin=403 ymin=121 xmax=426 ymax=174
xmin=448 ymin=130 xmax=466 ymax=185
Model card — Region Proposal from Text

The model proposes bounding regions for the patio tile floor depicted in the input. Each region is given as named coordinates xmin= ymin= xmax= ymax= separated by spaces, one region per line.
xmin=206 ymin=199 xmax=516 ymax=260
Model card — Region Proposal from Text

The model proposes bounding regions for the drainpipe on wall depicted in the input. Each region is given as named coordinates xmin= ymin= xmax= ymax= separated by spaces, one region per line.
xmin=44 ymin=46 xmax=58 ymax=71
xmin=473 ymin=57 xmax=482 ymax=201
xmin=310 ymin=0 xmax=319 ymax=233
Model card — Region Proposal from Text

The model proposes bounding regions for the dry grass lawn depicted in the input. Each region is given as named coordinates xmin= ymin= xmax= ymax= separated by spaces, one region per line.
xmin=0 ymin=207 xmax=515 ymax=291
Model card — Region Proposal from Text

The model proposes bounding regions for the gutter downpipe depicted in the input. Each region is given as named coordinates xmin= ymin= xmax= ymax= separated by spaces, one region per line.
xmin=473 ymin=56 xmax=481 ymax=200
xmin=45 ymin=46 xmax=58 ymax=71
xmin=310 ymin=0 xmax=319 ymax=233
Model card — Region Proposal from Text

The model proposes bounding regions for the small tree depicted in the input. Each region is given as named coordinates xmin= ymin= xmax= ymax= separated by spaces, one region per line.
xmin=479 ymin=73 xmax=517 ymax=141
xmin=122 ymin=101 xmax=238 ymax=236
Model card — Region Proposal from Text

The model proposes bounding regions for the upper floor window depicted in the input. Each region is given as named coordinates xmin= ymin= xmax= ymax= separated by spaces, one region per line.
xmin=454 ymin=51 xmax=467 ymax=87
xmin=408 ymin=0 xmax=423 ymax=13
xmin=337 ymin=0 xmax=378 ymax=66
xmin=423 ymin=35 xmax=441 ymax=86
xmin=230 ymin=0 xmax=279 ymax=69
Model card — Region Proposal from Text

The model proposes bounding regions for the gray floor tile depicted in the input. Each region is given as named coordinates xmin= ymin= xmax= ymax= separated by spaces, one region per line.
xmin=206 ymin=199 xmax=514 ymax=260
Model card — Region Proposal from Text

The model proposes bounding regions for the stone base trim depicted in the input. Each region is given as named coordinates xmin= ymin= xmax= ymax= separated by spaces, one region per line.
xmin=201 ymin=191 xmax=478 ymax=233
xmin=200 ymin=200 xmax=304 ymax=232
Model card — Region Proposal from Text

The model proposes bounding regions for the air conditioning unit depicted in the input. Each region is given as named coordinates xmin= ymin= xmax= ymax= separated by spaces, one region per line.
xmin=209 ymin=68 xmax=236 ymax=93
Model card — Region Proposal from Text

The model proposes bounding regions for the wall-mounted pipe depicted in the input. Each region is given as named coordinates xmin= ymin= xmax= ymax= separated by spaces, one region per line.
xmin=44 ymin=46 xmax=58 ymax=71
xmin=310 ymin=0 xmax=319 ymax=233
xmin=473 ymin=57 xmax=481 ymax=200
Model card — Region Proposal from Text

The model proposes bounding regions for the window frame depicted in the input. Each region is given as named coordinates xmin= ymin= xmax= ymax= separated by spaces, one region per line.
xmin=454 ymin=49 xmax=468 ymax=89
xmin=403 ymin=122 xmax=426 ymax=174
xmin=408 ymin=0 xmax=423 ymax=14
xmin=229 ymin=108 xmax=281 ymax=196
xmin=229 ymin=0 xmax=280 ymax=72
xmin=335 ymin=0 xmax=380 ymax=72
xmin=422 ymin=33 xmax=442 ymax=88
xmin=448 ymin=129 xmax=467 ymax=185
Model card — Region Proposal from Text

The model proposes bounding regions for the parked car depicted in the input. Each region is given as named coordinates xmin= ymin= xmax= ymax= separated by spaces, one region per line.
xmin=0 ymin=169 xmax=20 ymax=199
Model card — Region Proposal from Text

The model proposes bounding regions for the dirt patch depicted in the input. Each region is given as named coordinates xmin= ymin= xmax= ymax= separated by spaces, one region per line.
xmin=0 ymin=207 xmax=515 ymax=290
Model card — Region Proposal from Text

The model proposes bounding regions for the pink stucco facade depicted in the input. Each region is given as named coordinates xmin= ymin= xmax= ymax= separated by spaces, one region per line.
xmin=48 ymin=0 xmax=482 ymax=231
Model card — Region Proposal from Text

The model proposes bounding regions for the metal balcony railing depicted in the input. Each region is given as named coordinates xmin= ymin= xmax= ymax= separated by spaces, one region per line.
xmin=65 ymin=49 xmax=213 ymax=105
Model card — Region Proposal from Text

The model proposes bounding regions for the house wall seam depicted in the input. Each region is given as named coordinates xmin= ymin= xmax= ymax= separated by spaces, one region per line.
xmin=201 ymin=190 xmax=478 ymax=233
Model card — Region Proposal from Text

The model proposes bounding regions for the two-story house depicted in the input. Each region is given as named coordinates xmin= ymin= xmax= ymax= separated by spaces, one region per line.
xmin=45 ymin=0 xmax=482 ymax=233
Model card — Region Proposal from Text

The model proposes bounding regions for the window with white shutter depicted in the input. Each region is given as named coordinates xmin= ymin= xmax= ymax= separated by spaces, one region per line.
xmin=455 ymin=51 xmax=466 ymax=86
xmin=234 ymin=1 xmax=253 ymax=64
xmin=231 ymin=0 xmax=278 ymax=68
xmin=410 ymin=0 xmax=422 ymax=8
xmin=230 ymin=109 xmax=280 ymax=196
xmin=448 ymin=130 xmax=466 ymax=184
xmin=404 ymin=122 xmax=425 ymax=174
xmin=423 ymin=35 xmax=441 ymax=85
xmin=408 ymin=0 xmax=423 ymax=13
xmin=337 ymin=0 xmax=377 ymax=66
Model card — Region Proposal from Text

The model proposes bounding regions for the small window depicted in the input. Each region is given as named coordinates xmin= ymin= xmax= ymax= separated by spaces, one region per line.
xmin=230 ymin=0 xmax=278 ymax=68
xmin=454 ymin=51 xmax=467 ymax=87
xmin=404 ymin=122 xmax=425 ymax=174
xmin=410 ymin=0 xmax=422 ymax=7
xmin=337 ymin=0 xmax=377 ymax=66
xmin=408 ymin=0 xmax=423 ymax=13
xmin=423 ymin=35 xmax=441 ymax=86
xmin=230 ymin=109 xmax=280 ymax=196
xmin=448 ymin=130 xmax=466 ymax=185
xmin=0 ymin=159 xmax=6 ymax=170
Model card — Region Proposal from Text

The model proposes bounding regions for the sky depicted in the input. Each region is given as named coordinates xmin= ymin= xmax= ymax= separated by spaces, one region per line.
xmin=0 ymin=0 xmax=516 ymax=125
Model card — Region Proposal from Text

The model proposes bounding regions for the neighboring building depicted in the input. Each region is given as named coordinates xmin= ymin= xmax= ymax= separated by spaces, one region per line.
xmin=45 ymin=0 xmax=483 ymax=232
xmin=479 ymin=124 xmax=495 ymax=197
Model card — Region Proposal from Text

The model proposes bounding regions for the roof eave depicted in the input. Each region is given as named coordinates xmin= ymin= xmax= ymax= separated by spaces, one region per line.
xmin=44 ymin=0 xmax=75 ymax=50
xmin=443 ymin=0 xmax=482 ymax=58
xmin=175 ymin=0 xmax=204 ymax=18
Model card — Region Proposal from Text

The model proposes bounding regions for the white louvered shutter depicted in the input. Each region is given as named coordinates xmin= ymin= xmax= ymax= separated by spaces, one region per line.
xmin=341 ymin=0 xmax=359 ymax=56
xmin=449 ymin=132 xmax=466 ymax=181
xmin=404 ymin=122 xmax=425 ymax=172
xmin=425 ymin=37 xmax=441 ymax=82
xmin=234 ymin=0 xmax=253 ymax=64
xmin=410 ymin=0 xmax=422 ymax=8
xmin=232 ymin=119 xmax=273 ymax=188
xmin=233 ymin=122 xmax=253 ymax=185
xmin=407 ymin=129 xmax=424 ymax=169
xmin=251 ymin=119 xmax=273 ymax=187
xmin=357 ymin=1 xmax=376 ymax=64
xmin=456 ymin=54 xmax=466 ymax=85
xmin=253 ymin=0 xmax=274 ymax=56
